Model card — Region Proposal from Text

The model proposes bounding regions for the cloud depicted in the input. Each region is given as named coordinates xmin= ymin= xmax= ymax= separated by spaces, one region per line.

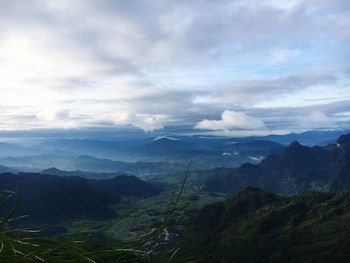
xmin=299 ymin=111 xmax=336 ymax=130
xmin=114 ymin=112 xmax=168 ymax=131
xmin=0 ymin=0 xmax=349 ymax=133
xmin=195 ymin=110 xmax=267 ymax=131
xmin=36 ymin=107 xmax=81 ymax=129
xmin=195 ymin=73 xmax=339 ymax=108
xmin=269 ymin=48 xmax=301 ymax=65
xmin=37 ymin=107 xmax=70 ymax=122
xmin=261 ymin=0 xmax=303 ymax=11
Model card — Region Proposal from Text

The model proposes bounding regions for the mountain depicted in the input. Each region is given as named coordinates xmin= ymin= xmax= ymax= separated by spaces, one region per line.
xmin=36 ymin=139 xmax=138 ymax=160
xmin=203 ymin=133 xmax=350 ymax=194
xmin=1 ymin=132 xmax=347 ymax=182
xmin=221 ymin=139 xmax=284 ymax=151
xmin=29 ymin=137 xmax=285 ymax=169
xmin=181 ymin=187 xmax=350 ymax=262
xmin=40 ymin=167 xmax=131 ymax=179
xmin=0 ymin=165 xmax=18 ymax=173
xmin=143 ymin=137 xmax=190 ymax=153
xmin=337 ymin=133 xmax=350 ymax=145
xmin=142 ymin=137 xmax=284 ymax=156
xmin=0 ymin=172 xmax=161 ymax=225
xmin=138 ymin=138 xmax=285 ymax=169
xmin=255 ymin=129 xmax=350 ymax=146
xmin=0 ymin=142 xmax=45 ymax=157
xmin=0 ymin=155 xmax=184 ymax=178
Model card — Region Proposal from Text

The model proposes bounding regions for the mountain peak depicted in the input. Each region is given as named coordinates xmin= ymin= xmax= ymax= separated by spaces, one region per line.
xmin=40 ymin=167 xmax=66 ymax=176
xmin=336 ymin=134 xmax=350 ymax=145
xmin=288 ymin=140 xmax=303 ymax=149
xmin=153 ymin=136 xmax=179 ymax=142
xmin=43 ymin=167 xmax=61 ymax=172
xmin=45 ymin=166 xmax=61 ymax=171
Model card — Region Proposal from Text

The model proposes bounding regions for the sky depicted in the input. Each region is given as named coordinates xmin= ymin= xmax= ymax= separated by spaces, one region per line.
xmin=0 ymin=0 xmax=349 ymax=136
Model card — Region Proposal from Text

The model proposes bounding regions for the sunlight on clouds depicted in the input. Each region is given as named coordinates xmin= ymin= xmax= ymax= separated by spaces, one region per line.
xmin=114 ymin=112 xmax=168 ymax=131
xmin=299 ymin=111 xmax=336 ymax=129
xmin=0 ymin=30 xmax=102 ymax=83
xmin=195 ymin=110 xmax=267 ymax=131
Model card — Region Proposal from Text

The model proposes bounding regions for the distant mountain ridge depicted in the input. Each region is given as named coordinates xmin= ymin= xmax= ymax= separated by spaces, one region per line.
xmin=0 ymin=130 xmax=348 ymax=178
xmin=0 ymin=142 xmax=45 ymax=157
xmin=203 ymin=133 xmax=350 ymax=194
xmin=40 ymin=167 xmax=132 ymax=179
xmin=0 ymin=155 xmax=184 ymax=178
xmin=0 ymin=165 xmax=17 ymax=173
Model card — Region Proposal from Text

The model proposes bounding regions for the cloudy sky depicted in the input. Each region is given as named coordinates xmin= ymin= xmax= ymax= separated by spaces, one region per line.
xmin=0 ymin=0 xmax=349 ymax=135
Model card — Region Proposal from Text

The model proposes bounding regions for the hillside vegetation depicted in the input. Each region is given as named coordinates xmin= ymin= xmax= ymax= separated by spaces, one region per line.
xmin=181 ymin=187 xmax=350 ymax=262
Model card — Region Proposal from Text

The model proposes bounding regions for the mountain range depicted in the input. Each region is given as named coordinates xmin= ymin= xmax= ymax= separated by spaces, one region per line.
xmin=1 ymin=130 xmax=348 ymax=177
xmin=39 ymin=167 xmax=132 ymax=179
xmin=0 ymin=155 xmax=185 ymax=178
xmin=203 ymin=134 xmax=350 ymax=194
xmin=0 ymin=140 xmax=284 ymax=177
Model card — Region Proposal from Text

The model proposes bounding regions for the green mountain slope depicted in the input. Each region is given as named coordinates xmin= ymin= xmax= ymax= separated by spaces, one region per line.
xmin=181 ymin=187 xmax=350 ymax=262
xmin=0 ymin=173 xmax=161 ymax=225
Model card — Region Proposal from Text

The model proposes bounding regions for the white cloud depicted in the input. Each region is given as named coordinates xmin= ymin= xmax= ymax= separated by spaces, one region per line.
xmin=36 ymin=107 xmax=79 ymax=129
xmin=299 ymin=111 xmax=336 ymax=129
xmin=269 ymin=48 xmax=301 ymax=65
xmin=114 ymin=112 xmax=168 ymax=131
xmin=262 ymin=0 xmax=303 ymax=11
xmin=195 ymin=110 xmax=267 ymax=131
